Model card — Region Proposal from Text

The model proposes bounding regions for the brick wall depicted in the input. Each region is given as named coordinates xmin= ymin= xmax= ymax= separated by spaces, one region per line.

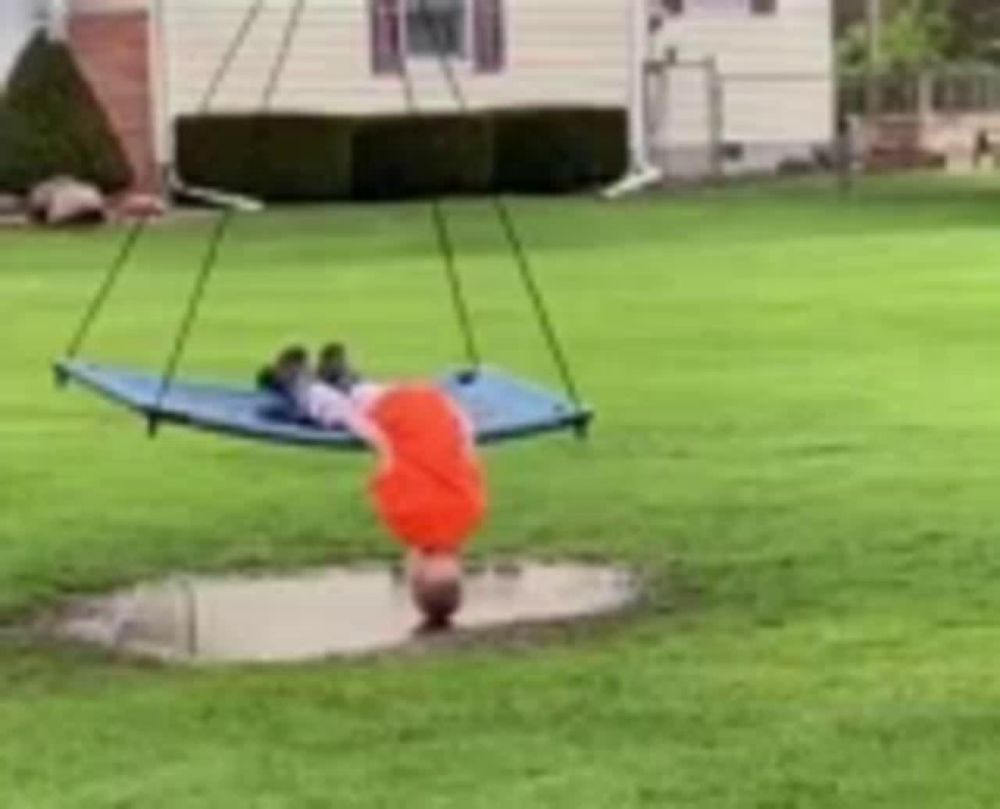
xmin=68 ymin=10 xmax=159 ymax=192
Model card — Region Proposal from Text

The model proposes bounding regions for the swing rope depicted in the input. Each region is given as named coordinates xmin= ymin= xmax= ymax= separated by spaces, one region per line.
xmin=61 ymin=0 xmax=269 ymax=367
xmin=197 ymin=0 xmax=269 ymax=113
xmin=411 ymin=0 xmax=586 ymax=409
xmin=150 ymin=209 xmax=233 ymax=430
xmin=64 ymin=0 xmax=587 ymax=430
xmin=63 ymin=221 xmax=146 ymax=362
xmin=149 ymin=0 xmax=309 ymax=428
xmin=397 ymin=63 xmax=482 ymax=371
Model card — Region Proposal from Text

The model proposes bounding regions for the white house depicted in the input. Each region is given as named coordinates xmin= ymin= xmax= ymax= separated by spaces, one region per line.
xmin=160 ymin=0 xmax=630 ymax=115
xmin=2 ymin=0 xmax=834 ymax=190
xmin=0 ymin=1 xmax=43 ymax=83
xmin=648 ymin=0 xmax=835 ymax=176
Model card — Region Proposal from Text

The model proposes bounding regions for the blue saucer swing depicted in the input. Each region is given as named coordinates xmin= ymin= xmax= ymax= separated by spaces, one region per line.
xmin=55 ymin=0 xmax=592 ymax=451
xmin=55 ymin=360 xmax=590 ymax=451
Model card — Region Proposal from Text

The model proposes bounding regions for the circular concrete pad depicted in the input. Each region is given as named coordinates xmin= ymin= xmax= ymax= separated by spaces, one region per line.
xmin=44 ymin=563 xmax=637 ymax=663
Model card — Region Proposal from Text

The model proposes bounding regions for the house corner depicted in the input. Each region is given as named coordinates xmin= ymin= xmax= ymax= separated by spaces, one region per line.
xmin=66 ymin=0 xmax=160 ymax=193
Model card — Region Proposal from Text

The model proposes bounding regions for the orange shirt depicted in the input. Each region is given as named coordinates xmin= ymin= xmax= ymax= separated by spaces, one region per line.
xmin=366 ymin=385 xmax=486 ymax=554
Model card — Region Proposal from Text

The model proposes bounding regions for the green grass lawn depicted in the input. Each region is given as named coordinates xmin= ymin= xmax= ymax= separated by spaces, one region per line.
xmin=5 ymin=175 xmax=1000 ymax=807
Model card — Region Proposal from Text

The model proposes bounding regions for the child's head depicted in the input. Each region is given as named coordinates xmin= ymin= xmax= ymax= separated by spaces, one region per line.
xmin=407 ymin=550 xmax=463 ymax=631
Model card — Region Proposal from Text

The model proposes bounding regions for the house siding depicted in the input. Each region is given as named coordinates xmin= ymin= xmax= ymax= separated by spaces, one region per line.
xmin=159 ymin=0 xmax=630 ymax=117
xmin=0 ymin=0 xmax=38 ymax=83
xmin=653 ymin=0 xmax=834 ymax=173
xmin=62 ymin=0 xmax=834 ymax=183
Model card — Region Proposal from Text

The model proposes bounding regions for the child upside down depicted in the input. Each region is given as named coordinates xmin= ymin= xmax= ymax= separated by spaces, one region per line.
xmin=259 ymin=345 xmax=487 ymax=630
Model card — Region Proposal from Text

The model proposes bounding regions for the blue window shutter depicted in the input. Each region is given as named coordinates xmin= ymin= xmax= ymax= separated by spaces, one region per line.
xmin=371 ymin=0 xmax=403 ymax=75
xmin=472 ymin=0 xmax=505 ymax=73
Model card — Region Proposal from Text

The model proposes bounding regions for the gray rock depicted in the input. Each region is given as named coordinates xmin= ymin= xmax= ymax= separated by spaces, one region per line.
xmin=0 ymin=193 xmax=23 ymax=217
xmin=29 ymin=176 xmax=106 ymax=225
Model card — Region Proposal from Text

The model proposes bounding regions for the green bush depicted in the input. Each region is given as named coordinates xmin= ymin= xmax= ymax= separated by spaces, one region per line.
xmin=173 ymin=108 xmax=626 ymax=201
xmin=0 ymin=33 xmax=132 ymax=193
xmin=492 ymin=108 xmax=627 ymax=192
xmin=351 ymin=114 xmax=493 ymax=200
xmin=175 ymin=114 xmax=353 ymax=201
xmin=0 ymin=104 xmax=34 ymax=192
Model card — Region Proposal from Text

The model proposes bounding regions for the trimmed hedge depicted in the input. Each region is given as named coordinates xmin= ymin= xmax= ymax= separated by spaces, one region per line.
xmin=176 ymin=115 xmax=353 ymax=200
xmin=352 ymin=114 xmax=493 ymax=200
xmin=493 ymin=108 xmax=627 ymax=192
xmin=175 ymin=108 xmax=625 ymax=201
xmin=0 ymin=33 xmax=132 ymax=193
xmin=0 ymin=106 xmax=33 ymax=191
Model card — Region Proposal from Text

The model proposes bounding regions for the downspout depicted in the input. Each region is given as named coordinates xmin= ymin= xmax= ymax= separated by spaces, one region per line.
xmin=603 ymin=0 xmax=663 ymax=199
xmin=149 ymin=0 xmax=170 ymax=192
xmin=46 ymin=0 xmax=68 ymax=40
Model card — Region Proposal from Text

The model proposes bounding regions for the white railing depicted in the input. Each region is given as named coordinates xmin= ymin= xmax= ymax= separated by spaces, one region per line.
xmin=841 ymin=67 xmax=1000 ymax=117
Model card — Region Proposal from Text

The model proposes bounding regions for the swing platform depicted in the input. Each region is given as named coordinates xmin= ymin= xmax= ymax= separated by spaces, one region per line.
xmin=55 ymin=1 xmax=594 ymax=451
xmin=54 ymin=360 xmax=592 ymax=450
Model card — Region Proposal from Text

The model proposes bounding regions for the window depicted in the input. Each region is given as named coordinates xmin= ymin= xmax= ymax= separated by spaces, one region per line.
xmin=406 ymin=0 xmax=466 ymax=59
xmin=371 ymin=0 xmax=506 ymax=76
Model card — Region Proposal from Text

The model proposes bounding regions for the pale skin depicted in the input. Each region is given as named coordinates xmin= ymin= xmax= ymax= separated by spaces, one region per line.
xmin=406 ymin=549 xmax=464 ymax=631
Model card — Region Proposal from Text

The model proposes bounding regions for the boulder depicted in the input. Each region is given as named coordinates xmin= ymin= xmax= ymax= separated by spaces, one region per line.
xmin=0 ymin=193 xmax=23 ymax=217
xmin=28 ymin=176 xmax=106 ymax=225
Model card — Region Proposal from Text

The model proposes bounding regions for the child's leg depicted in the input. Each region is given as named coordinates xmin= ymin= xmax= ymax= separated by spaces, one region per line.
xmin=297 ymin=381 xmax=351 ymax=427
xmin=295 ymin=380 xmax=388 ymax=451
xmin=350 ymin=381 xmax=389 ymax=409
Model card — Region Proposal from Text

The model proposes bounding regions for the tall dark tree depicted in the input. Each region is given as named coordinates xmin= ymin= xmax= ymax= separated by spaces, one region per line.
xmin=0 ymin=32 xmax=132 ymax=193
xmin=838 ymin=0 xmax=951 ymax=70
xmin=835 ymin=0 xmax=868 ymax=35
xmin=945 ymin=0 xmax=1000 ymax=63
xmin=836 ymin=0 xmax=1000 ymax=66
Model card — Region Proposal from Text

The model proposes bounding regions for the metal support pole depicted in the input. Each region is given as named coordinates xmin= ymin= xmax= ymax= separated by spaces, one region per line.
xmin=706 ymin=56 xmax=724 ymax=182
xmin=866 ymin=0 xmax=882 ymax=119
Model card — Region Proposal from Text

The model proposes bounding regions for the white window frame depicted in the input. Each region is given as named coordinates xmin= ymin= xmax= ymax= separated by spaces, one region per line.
xmin=664 ymin=0 xmax=779 ymax=17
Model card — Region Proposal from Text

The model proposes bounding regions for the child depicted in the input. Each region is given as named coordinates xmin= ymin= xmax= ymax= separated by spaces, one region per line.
xmin=258 ymin=345 xmax=486 ymax=630
xmin=362 ymin=382 xmax=485 ymax=630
